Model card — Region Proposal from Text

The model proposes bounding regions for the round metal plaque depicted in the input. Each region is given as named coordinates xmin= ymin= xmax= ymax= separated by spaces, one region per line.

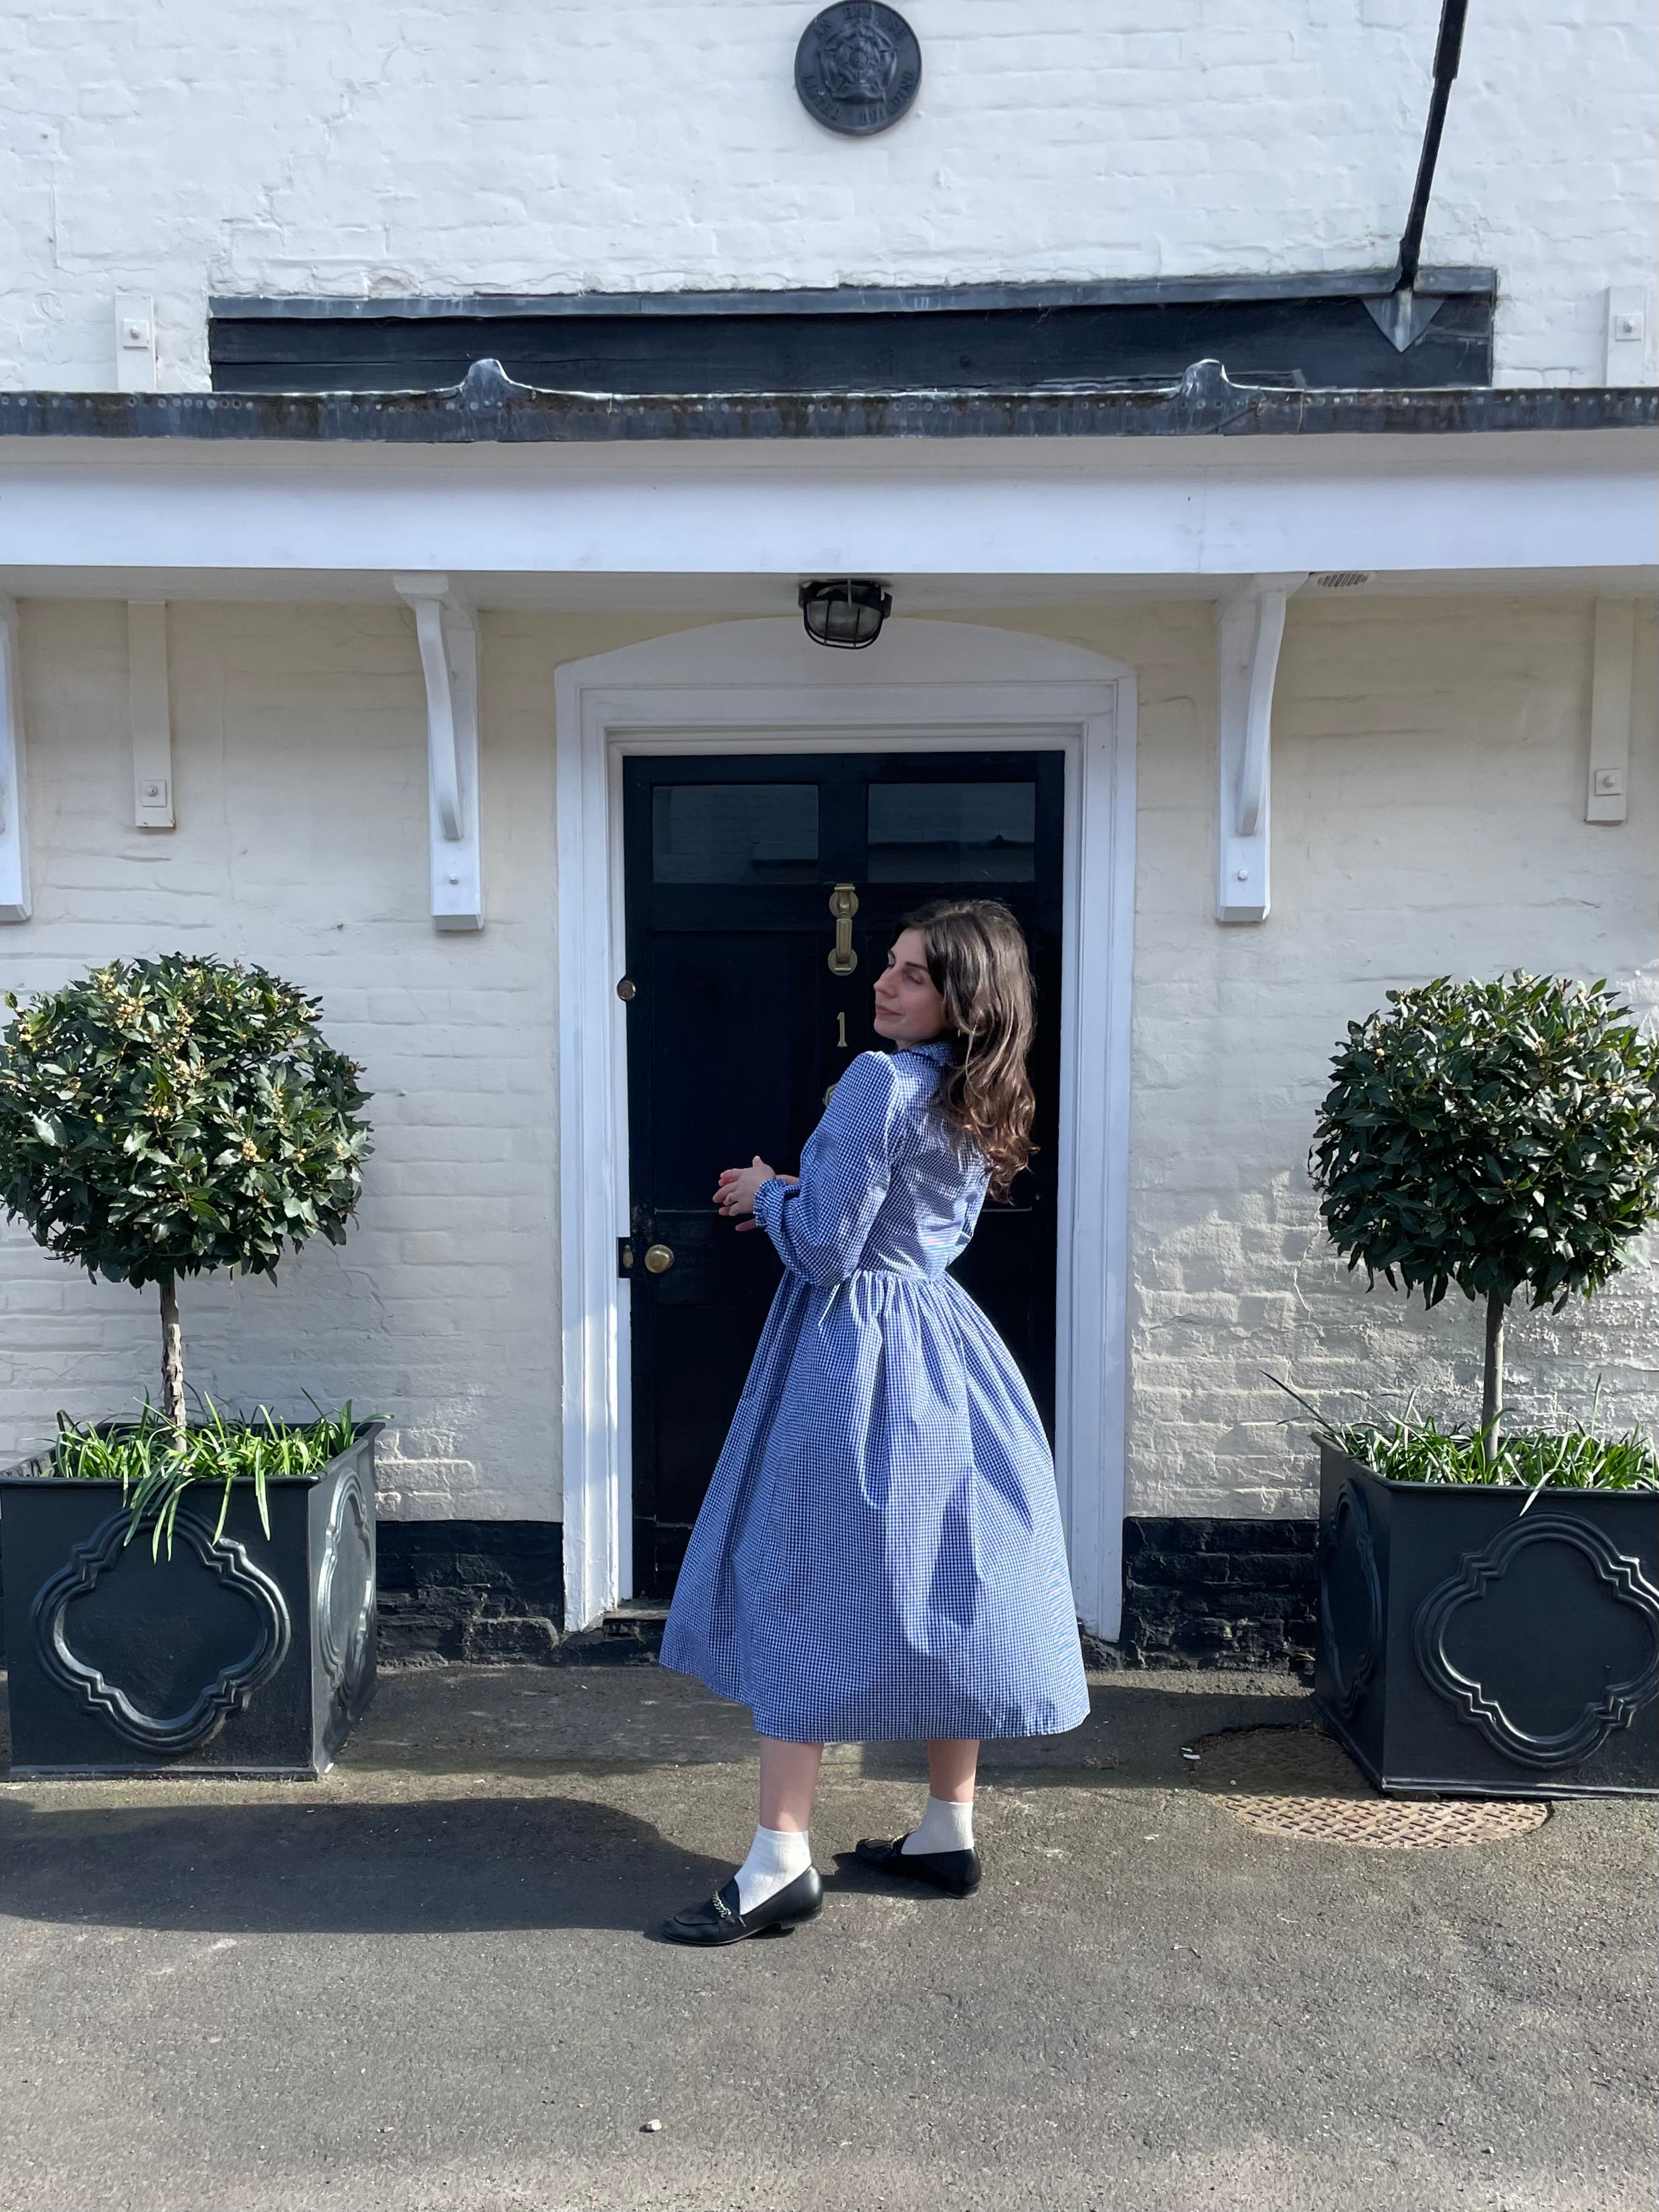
xmin=794 ymin=3 xmax=922 ymax=137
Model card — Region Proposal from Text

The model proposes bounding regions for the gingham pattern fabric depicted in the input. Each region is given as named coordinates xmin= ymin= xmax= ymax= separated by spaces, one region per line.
xmin=659 ymin=1044 xmax=1090 ymax=1744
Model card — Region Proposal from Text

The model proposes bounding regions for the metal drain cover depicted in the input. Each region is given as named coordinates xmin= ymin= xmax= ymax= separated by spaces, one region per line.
xmin=1184 ymin=1726 xmax=1549 ymax=1849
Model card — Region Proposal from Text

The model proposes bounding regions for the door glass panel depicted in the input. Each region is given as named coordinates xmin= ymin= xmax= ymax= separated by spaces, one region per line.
xmin=651 ymin=784 xmax=818 ymax=885
xmin=867 ymin=781 xmax=1037 ymax=882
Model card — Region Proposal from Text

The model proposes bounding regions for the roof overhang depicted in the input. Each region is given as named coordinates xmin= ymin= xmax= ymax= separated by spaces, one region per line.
xmin=2 ymin=357 xmax=1649 ymax=446
xmin=2 ymin=363 xmax=1654 ymax=590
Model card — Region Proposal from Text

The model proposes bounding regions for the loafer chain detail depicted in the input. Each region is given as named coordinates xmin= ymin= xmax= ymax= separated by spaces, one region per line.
xmin=661 ymin=1865 xmax=824 ymax=1946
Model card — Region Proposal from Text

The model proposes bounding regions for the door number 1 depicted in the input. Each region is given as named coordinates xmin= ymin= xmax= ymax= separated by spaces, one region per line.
xmin=836 ymin=1011 xmax=848 ymax=1048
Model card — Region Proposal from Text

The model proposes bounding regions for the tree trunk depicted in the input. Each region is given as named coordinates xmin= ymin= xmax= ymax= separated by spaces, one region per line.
xmin=1481 ymin=1290 xmax=1506 ymax=1465
xmin=159 ymin=1272 xmax=185 ymax=1431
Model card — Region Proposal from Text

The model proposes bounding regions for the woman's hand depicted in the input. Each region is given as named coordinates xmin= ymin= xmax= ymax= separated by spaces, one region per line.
xmin=714 ymin=1156 xmax=798 ymax=1230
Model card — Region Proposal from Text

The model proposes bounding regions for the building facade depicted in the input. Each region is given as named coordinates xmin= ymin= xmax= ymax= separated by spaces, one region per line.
xmin=2 ymin=2 xmax=1656 ymax=1665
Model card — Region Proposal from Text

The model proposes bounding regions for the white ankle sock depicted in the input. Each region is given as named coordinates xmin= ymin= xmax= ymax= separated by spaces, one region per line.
xmin=735 ymin=1825 xmax=812 ymax=1915
xmin=903 ymin=1795 xmax=975 ymax=1856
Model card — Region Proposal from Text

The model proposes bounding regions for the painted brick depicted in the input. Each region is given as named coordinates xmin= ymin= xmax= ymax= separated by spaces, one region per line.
xmin=374 ymin=1519 xmax=563 ymax=1663
xmin=0 ymin=598 xmax=570 ymax=1521
xmin=973 ymin=594 xmax=1659 ymax=1522
xmin=0 ymin=3 xmax=1652 ymax=391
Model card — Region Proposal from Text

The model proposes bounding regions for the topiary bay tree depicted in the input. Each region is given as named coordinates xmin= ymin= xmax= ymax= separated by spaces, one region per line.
xmin=1310 ymin=973 xmax=1659 ymax=1461
xmin=0 ymin=954 xmax=371 ymax=1429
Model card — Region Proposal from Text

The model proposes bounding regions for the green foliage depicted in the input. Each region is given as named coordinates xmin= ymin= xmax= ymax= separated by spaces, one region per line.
xmin=52 ymin=1400 xmax=363 ymax=1558
xmin=1310 ymin=973 xmax=1659 ymax=1313
xmin=1324 ymin=1415 xmax=1658 ymax=1497
xmin=0 ymin=954 xmax=371 ymax=1289
xmin=1268 ymin=1376 xmax=1658 ymax=1500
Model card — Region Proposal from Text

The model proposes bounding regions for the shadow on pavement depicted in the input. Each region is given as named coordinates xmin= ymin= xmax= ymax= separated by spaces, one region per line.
xmin=864 ymin=1679 xmax=1317 ymax=1786
xmin=0 ymin=1792 xmax=729 ymax=1936
xmin=0 ymin=1666 xmax=1318 ymax=1793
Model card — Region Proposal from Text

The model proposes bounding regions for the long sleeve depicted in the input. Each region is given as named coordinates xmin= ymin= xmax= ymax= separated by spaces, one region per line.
xmin=752 ymin=1051 xmax=913 ymax=1287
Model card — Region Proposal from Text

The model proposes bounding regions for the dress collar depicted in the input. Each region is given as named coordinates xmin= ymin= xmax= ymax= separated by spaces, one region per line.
xmin=901 ymin=1038 xmax=956 ymax=1065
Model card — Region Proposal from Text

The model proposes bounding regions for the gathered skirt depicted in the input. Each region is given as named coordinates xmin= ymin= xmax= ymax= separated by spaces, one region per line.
xmin=659 ymin=1266 xmax=1091 ymax=1743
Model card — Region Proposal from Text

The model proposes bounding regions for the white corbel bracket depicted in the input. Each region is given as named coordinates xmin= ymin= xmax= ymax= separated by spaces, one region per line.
xmin=0 ymin=594 xmax=29 ymax=923
xmin=394 ymin=573 xmax=483 ymax=931
xmin=1215 ymin=573 xmax=1307 ymax=924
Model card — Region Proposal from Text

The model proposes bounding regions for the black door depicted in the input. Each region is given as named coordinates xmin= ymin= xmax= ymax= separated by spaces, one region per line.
xmin=622 ymin=750 xmax=1065 ymax=1599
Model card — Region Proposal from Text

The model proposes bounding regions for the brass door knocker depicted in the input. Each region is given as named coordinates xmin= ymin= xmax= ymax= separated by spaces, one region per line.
xmin=826 ymin=883 xmax=859 ymax=976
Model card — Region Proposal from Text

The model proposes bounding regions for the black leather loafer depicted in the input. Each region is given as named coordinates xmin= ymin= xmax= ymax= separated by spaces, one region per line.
xmin=661 ymin=1865 xmax=823 ymax=1946
xmin=854 ymin=1834 xmax=982 ymax=1898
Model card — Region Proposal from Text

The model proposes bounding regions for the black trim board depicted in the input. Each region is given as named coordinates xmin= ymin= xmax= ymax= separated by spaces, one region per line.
xmin=4 ymin=359 xmax=1652 ymax=446
xmin=208 ymin=284 xmax=1494 ymax=395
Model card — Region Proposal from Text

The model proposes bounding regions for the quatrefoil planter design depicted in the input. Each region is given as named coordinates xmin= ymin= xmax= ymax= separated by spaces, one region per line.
xmin=32 ymin=1505 xmax=292 ymax=1752
xmin=315 ymin=1464 xmax=377 ymax=1743
xmin=0 ymin=1422 xmax=382 ymax=1778
xmin=1413 ymin=1513 xmax=1659 ymax=1769
xmin=1318 ymin=1478 xmax=1384 ymax=1724
xmin=1314 ymin=1445 xmax=1659 ymax=1799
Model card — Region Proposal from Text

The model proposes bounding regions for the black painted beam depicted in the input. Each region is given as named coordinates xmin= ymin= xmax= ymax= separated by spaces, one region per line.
xmin=208 ymin=292 xmax=1494 ymax=395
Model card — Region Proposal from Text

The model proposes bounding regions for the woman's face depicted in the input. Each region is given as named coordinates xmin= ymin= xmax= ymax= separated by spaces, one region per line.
xmin=873 ymin=927 xmax=949 ymax=1044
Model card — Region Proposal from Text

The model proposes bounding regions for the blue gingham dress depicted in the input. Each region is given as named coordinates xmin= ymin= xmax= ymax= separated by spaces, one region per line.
xmin=660 ymin=1042 xmax=1089 ymax=1743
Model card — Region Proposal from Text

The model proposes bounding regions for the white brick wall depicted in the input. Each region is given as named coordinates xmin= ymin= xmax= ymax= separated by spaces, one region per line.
xmin=945 ymin=593 xmax=1659 ymax=1516
xmin=3 ymin=600 xmax=600 ymax=1517
xmin=2 ymin=1 xmax=1653 ymax=391
xmin=2 ymin=593 xmax=1656 ymax=1522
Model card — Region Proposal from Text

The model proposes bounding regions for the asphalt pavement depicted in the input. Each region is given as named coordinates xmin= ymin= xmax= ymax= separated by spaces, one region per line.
xmin=1 ymin=1663 xmax=1653 ymax=2212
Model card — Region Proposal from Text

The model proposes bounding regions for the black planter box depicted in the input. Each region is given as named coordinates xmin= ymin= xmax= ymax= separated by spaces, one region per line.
xmin=1316 ymin=1443 xmax=1659 ymax=1799
xmin=0 ymin=1422 xmax=381 ymax=1779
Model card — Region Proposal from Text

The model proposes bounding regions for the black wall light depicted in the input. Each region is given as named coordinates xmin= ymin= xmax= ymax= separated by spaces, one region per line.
xmin=798 ymin=578 xmax=892 ymax=649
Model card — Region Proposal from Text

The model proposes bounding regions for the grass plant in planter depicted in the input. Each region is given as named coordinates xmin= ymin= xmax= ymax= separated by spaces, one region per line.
xmin=0 ymin=955 xmax=379 ymax=1778
xmin=1304 ymin=974 xmax=1659 ymax=1798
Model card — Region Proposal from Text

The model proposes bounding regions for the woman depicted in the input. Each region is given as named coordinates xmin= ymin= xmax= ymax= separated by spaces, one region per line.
xmin=659 ymin=897 xmax=1089 ymax=1944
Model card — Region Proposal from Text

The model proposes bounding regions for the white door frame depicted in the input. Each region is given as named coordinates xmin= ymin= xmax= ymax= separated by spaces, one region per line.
xmin=553 ymin=617 xmax=1137 ymax=1639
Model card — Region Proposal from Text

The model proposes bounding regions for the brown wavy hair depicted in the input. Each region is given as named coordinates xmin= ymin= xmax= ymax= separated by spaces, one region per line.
xmin=900 ymin=899 xmax=1036 ymax=1199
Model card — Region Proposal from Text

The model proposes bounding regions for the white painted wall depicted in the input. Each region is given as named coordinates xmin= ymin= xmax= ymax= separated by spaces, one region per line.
xmin=3 ymin=0 xmax=1654 ymax=392
xmin=2 ymin=600 xmax=592 ymax=1518
xmin=1077 ymin=590 xmax=1659 ymax=1515
xmin=2 ymin=591 xmax=1656 ymax=1524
